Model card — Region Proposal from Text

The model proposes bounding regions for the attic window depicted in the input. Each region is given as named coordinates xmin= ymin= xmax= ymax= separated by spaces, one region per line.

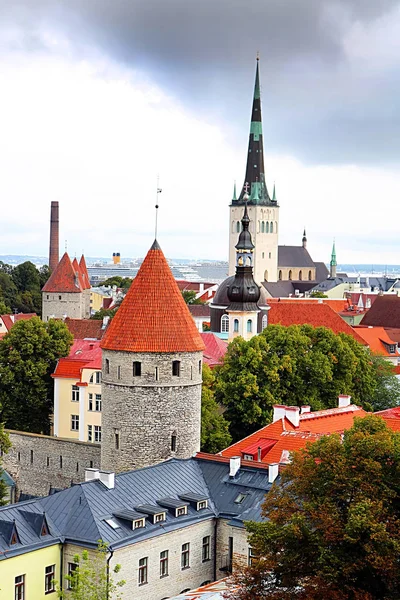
xmin=197 ymin=500 xmax=208 ymax=511
xmin=154 ymin=513 xmax=166 ymax=524
xmin=10 ymin=532 xmax=18 ymax=545
xmin=243 ymin=454 xmax=254 ymax=461
xmin=105 ymin=518 xmax=120 ymax=530
xmin=41 ymin=522 xmax=49 ymax=536
xmin=234 ymin=493 xmax=248 ymax=504
xmin=176 ymin=506 xmax=188 ymax=517
xmin=134 ymin=518 xmax=145 ymax=529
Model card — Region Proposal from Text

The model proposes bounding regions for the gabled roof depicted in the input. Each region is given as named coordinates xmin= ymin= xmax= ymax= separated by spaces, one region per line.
xmin=42 ymin=252 xmax=82 ymax=293
xmin=278 ymin=246 xmax=315 ymax=268
xmin=268 ymin=302 xmax=367 ymax=345
xmin=200 ymin=333 xmax=227 ymax=368
xmin=361 ymin=295 xmax=400 ymax=328
xmin=64 ymin=317 xmax=106 ymax=340
xmin=101 ymin=240 xmax=205 ymax=353
xmin=79 ymin=255 xmax=91 ymax=289
xmin=52 ymin=339 xmax=102 ymax=379
xmin=353 ymin=326 xmax=398 ymax=356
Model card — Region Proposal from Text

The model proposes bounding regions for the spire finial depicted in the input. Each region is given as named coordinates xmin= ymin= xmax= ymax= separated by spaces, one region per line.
xmin=232 ymin=181 xmax=237 ymax=202
xmin=155 ymin=175 xmax=162 ymax=239
xmin=256 ymin=50 xmax=260 ymax=62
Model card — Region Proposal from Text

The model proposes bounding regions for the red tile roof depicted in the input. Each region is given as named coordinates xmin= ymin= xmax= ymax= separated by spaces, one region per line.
xmin=188 ymin=304 xmax=211 ymax=318
xmin=42 ymin=253 xmax=82 ymax=293
xmin=268 ymin=302 xmax=366 ymax=345
xmin=267 ymin=298 xmax=348 ymax=313
xmin=361 ymin=295 xmax=400 ymax=328
xmin=79 ymin=255 xmax=91 ymax=289
xmin=52 ymin=339 xmax=102 ymax=379
xmin=353 ymin=326 xmax=398 ymax=356
xmin=64 ymin=318 xmax=106 ymax=340
xmin=0 ymin=313 xmax=37 ymax=337
xmin=101 ymin=241 xmax=205 ymax=353
xmin=200 ymin=333 xmax=227 ymax=368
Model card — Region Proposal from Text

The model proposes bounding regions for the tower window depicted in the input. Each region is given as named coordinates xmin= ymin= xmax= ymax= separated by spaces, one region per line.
xmin=117 ymin=365 xmax=121 ymax=380
xmin=289 ymin=270 xmax=293 ymax=280
xmin=275 ymin=221 xmax=278 ymax=234
xmin=270 ymin=221 xmax=273 ymax=233
xmin=105 ymin=358 xmax=109 ymax=374
xmin=299 ymin=270 xmax=303 ymax=281
xmin=155 ymin=366 xmax=159 ymax=381
xmin=234 ymin=319 xmax=239 ymax=333
xmin=262 ymin=252 xmax=264 ymax=259
xmin=269 ymin=252 xmax=271 ymax=259
xmin=236 ymin=221 xmax=240 ymax=233
xmin=261 ymin=221 xmax=265 ymax=233
xmin=133 ymin=361 xmax=142 ymax=377
xmin=221 ymin=314 xmax=229 ymax=333
xmin=262 ymin=314 xmax=268 ymax=330
xmin=115 ymin=431 xmax=120 ymax=450
xmin=265 ymin=221 xmax=269 ymax=233
xmin=247 ymin=319 xmax=253 ymax=333
xmin=172 ymin=360 xmax=181 ymax=377
xmin=278 ymin=270 xmax=282 ymax=281
xmin=199 ymin=360 xmax=202 ymax=374
xmin=171 ymin=432 xmax=177 ymax=452
xmin=308 ymin=270 xmax=312 ymax=281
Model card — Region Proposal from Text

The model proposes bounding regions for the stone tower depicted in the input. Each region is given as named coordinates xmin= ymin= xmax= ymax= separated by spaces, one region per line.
xmin=229 ymin=58 xmax=279 ymax=284
xmin=330 ymin=241 xmax=337 ymax=278
xmin=100 ymin=239 xmax=205 ymax=473
xmin=227 ymin=199 xmax=263 ymax=340
xmin=42 ymin=252 xmax=90 ymax=321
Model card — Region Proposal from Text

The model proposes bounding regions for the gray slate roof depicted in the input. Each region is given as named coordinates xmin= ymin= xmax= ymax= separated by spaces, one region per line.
xmin=0 ymin=456 xmax=272 ymax=558
xmin=278 ymin=246 xmax=315 ymax=268
xmin=311 ymin=276 xmax=397 ymax=294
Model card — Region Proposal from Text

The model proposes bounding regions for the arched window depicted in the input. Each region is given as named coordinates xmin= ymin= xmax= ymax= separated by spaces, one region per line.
xmin=262 ymin=314 xmax=268 ymax=330
xmin=247 ymin=319 xmax=253 ymax=333
xmin=308 ymin=270 xmax=312 ymax=281
xmin=275 ymin=221 xmax=278 ymax=234
xmin=288 ymin=270 xmax=292 ymax=280
xmin=234 ymin=319 xmax=239 ymax=333
xmin=236 ymin=221 xmax=240 ymax=233
xmin=270 ymin=221 xmax=273 ymax=233
xmin=232 ymin=221 xmax=236 ymax=233
xmin=264 ymin=270 xmax=268 ymax=281
xmin=258 ymin=220 xmax=261 ymax=233
xmin=265 ymin=221 xmax=269 ymax=233
xmin=299 ymin=270 xmax=303 ymax=280
xmin=221 ymin=314 xmax=229 ymax=333
xmin=261 ymin=221 xmax=265 ymax=233
xmin=278 ymin=270 xmax=282 ymax=281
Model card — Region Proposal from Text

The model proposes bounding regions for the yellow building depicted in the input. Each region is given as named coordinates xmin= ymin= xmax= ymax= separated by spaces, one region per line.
xmin=52 ymin=339 xmax=102 ymax=443
xmin=0 ymin=506 xmax=61 ymax=599
xmin=90 ymin=289 xmax=105 ymax=313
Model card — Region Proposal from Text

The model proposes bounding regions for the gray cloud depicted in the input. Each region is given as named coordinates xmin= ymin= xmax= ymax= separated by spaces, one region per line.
xmin=2 ymin=0 xmax=400 ymax=164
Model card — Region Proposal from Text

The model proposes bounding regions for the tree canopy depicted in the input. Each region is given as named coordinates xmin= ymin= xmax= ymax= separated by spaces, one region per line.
xmin=91 ymin=307 xmax=119 ymax=321
xmin=101 ymin=276 xmax=132 ymax=289
xmin=181 ymin=290 xmax=205 ymax=305
xmin=214 ymin=324 xmax=393 ymax=442
xmin=200 ymin=363 xmax=231 ymax=453
xmin=227 ymin=416 xmax=400 ymax=600
xmin=0 ymin=261 xmax=50 ymax=315
xmin=0 ymin=317 xmax=73 ymax=433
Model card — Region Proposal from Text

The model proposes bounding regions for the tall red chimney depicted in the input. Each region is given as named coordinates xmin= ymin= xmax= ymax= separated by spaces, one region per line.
xmin=49 ymin=201 xmax=59 ymax=272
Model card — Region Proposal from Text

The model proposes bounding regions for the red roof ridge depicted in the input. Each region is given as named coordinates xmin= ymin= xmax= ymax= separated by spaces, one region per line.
xmin=195 ymin=451 xmax=270 ymax=470
xmin=42 ymin=253 xmax=83 ymax=293
xmin=79 ymin=255 xmax=91 ymax=289
xmin=101 ymin=241 xmax=205 ymax=353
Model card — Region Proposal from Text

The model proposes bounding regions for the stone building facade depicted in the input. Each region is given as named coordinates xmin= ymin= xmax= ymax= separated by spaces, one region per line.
xmin=101 ymin=349 xmax=203 ymax=472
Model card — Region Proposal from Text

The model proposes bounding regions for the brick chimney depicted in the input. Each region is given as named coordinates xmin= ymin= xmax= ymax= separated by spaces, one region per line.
xmin=49 ymin=201 xmax=59 ymax=273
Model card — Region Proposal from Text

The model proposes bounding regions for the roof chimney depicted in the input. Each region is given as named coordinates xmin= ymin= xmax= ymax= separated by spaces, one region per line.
xmin=272 ymin=405 xmax=286 ymax=423
xmin=285 ymin=406 xmax=300 ymax=428
xmin=85 ymin=468 xmax=100 ymax=482
xmin=49 ymin=201 xmax=59 ymax=273
xmin=257 ymin=446 xmax=262 ymax=462
xmin=229 ymin=456 xmax=241 ymax=478
xmin=338 ymin=395 xmax=351 ymax=408
xmin=301 ymin=405 xmax=311 ymax=414
xmin=99 ymin=470 xmax=115 ymax=489
xmin=268 ymin=463 xmax=279 ymax=483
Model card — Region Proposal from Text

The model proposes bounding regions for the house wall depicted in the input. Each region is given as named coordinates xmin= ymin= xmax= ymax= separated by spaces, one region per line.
xmin=90 ymin=291 xmax=104 ymax=313
xmin=2 ymin=430 xmax=100 ymax=497
xmin=101 ymin=350 xmax=203 ymax=472
xmin=229 ymin=205 xmax=279 ymax=284
xmin=42 ymin=292 xmax=84 ymax=322
xmin=215 ymin=518 xmax=251 ymax=577
xmin=0 ymin=544 xmax=61 ymax=600
xmin=278 ymin=267 xmax=316 ymax=282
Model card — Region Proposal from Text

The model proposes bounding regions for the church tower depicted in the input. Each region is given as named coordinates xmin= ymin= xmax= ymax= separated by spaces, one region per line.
xmin=330 ymin=241 xmax=337 ymax=278
xmin=227 ymin=199 xmax=262 ymax=340
xmin=229 ymin=58 xmax=279 ymax=284
xmin=100 ymin=239 xmax=205 ymax=473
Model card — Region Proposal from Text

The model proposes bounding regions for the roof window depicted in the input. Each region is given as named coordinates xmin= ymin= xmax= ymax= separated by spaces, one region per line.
xmin=105 ymin=518 xmax=120 ymax=530
xmin=234 ymin=493 xmax=248 ymax=504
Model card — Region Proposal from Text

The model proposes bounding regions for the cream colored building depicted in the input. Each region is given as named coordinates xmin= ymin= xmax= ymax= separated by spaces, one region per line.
xmin=52 ymin=339 xmax=102 ymax=443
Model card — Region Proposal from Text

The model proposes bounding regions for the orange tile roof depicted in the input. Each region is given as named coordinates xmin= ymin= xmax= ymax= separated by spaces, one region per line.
xmin=53 ymin=358 xmax=89 ymax=379
xmin=64 ymin=318 xmax=106 ymax=340
xmin=268 ymin=302 xmax=367 ymax=345
xmin=0 ymin=313 xmax=36 ymax=334
xmin=353 ymin=326 xmax=398 ymax=356
xmin=52 ymin=339 xmax=102 ymax=379
xmin=42 ymin=253 xmax=82 ymax=293
xmin=101 ymin=240 xmax=205 ymax=353
xmin=264 ymin=431 xmax=323 ymax=463
xmin=298 ymin=405 xmax=367 ymax=433
xmin=267 ymin=298 xmax=348 ymax=313
xmin=79 ymin=255 xmax=91 ymax=289
xmin=221 ymin=419 xmax=294 ymax=459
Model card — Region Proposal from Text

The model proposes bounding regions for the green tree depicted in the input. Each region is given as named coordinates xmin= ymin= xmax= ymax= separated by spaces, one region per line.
xmin=0 ymin=272 xmax=17 ymax=311
xmin=0 ymin=299 xmax=10 ymax=314
xmin=201 ymin=364 xmax=231 ymax=453
xmin=181 ymin=290 xmax=204 ymax=305
xmin=39 ymin=264 xmax=51 ymax=288
xmin=227 ymin=416 xmax=400 ymax=600
xmin=0 ymin=261 xmax=13 ymax=275
xmin=91 ymin=307 xmax=118 ymax=321
xmin=102 ymin=276 xmax=132 ymax=290
xmin=309 ymin=290 xmax=328 ymax=298
xmin=12 ymin=261 xmax=40 ymax=292
xmin=215 ymin=324 xmax=378 ymax=441
xmin=57 ymin=541 xmax=125 ymax=599
xmin=0 ymin=424 xmax=11 ymax=506
xmin=0 ymin=317 xmax=73 ymax=433
xmin=368 ymin=356 xmax=400 ymax=411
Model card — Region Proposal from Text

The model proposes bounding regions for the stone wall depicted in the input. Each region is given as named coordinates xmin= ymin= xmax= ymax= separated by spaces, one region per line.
xmin=42 ymin=291 xmax=85 ymax=322
xmin=215 ymin=518 xmax=250 ymax=577
xmin=2 ymin=430 xmax=101 ymax=498
xmin=101 ymin=350 xmax=203 ymax=472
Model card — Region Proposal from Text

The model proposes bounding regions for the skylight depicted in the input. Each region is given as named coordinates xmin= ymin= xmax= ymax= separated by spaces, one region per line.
xmin=234 ymin=493 xmax=247 ymax=504
xmin=105 ymin=518 xmax=120 ymax=530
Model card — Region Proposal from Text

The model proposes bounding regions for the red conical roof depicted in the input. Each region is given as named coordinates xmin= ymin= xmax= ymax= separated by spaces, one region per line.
xmin=79 ymin=255 xmax=91 ymax=289
xmin=72 ymin=257 xmax=86 ymax=291
xmin=42 ymin=253 xmax=82 ymax=293
xmin=101 ymin=240 xmax=205 ymax=353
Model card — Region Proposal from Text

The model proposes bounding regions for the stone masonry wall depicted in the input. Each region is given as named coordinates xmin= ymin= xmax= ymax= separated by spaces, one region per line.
xmin=42 ymin=292 xmax=85 ymax=322
xmin=101 ymin=350 xmax=203 ymax=472
xmin=215 ymin=518 xmax=251 ymax=577
xmin=2 ymin=430 xmax=101 ymax=497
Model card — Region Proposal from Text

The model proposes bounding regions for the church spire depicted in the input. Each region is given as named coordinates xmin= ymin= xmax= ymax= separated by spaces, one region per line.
xmin=330 ymin=240 xmax=337 ymax=278
xmin=302 ymin=228 xmax=307 ymax=249
xmin=236 ymin=57 xmax=271 ymax=206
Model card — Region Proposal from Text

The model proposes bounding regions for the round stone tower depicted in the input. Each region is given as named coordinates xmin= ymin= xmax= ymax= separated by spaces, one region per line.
xmin=100 ymin=239 xmax=205 ymax=473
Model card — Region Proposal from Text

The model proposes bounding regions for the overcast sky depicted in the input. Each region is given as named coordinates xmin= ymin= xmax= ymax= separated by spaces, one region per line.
xmin=1 ymin=0 xmax=400 ymax=265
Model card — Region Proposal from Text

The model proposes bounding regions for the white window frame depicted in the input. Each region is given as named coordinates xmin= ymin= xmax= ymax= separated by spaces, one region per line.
xmin=88 ymin=425 xmax=92 ymax=442
xmin=181 ymin=542 xmax=190 ymax=569
xmin=45 ymin=564 xmax=56 ymax=593
xmin=221 ymin=314 xmax=229 ymax=333
xmin=94 ymin=426 xmax=101 ymax=443
xmin=153 ymin=512 xmax=166 ymax=524
xmin=95 ymin=394 xmax=102 ymax=411
xmin=71 ymin=415 xmax=79 ymax=431
xmin=15 ymin=574 xmax=25 ymax=600
xmin=160 ymin=550 xmax=169 ymax=578
xmin=71 ymin=385 xmax=79 ymax=402
xmin=138 ymin=557 xmax=148 ymax=586
xmin=176 ymin=506 xmax=187 ymax=517
xmin=197 ymin=500 xmax=208 ymax=511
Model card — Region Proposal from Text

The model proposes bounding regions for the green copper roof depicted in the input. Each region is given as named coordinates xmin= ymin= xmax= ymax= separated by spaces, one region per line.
xmin=250 ymin=121 xmax=263 ymax=141
xmin=232 ymin=181 xmax=237 ymax=202
xmin=272 ymin=183 xmax=277 ymax=202
xmin=330 ymin=241 xmax=337 ymax=266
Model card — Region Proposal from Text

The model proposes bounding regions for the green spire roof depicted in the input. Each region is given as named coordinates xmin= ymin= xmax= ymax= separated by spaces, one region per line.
xmin=272 ymin=183 xmax=277 ymax=202
xmin=330 ymin=241 xmax=337 ymax=267
xmin=232 ymin=181 xmax=237 ymax=202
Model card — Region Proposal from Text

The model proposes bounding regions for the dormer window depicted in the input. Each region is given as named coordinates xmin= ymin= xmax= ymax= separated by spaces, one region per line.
xmin=10 ymin=531 xmax=18 ymax=545
xmin=176 ymin=506 xmax=188 ymax=517
xmin=154 ymin=513 xmax=166 ymax=524
xmin=41 ymin=522 xmax=49 ymax=536
xmin=134 ymin=518 xmax=145 ymax=529
xmin=197 ymin=500 xmax=208 ymax=511
xmin=243 ymin=454 xmax=253 ymax=461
